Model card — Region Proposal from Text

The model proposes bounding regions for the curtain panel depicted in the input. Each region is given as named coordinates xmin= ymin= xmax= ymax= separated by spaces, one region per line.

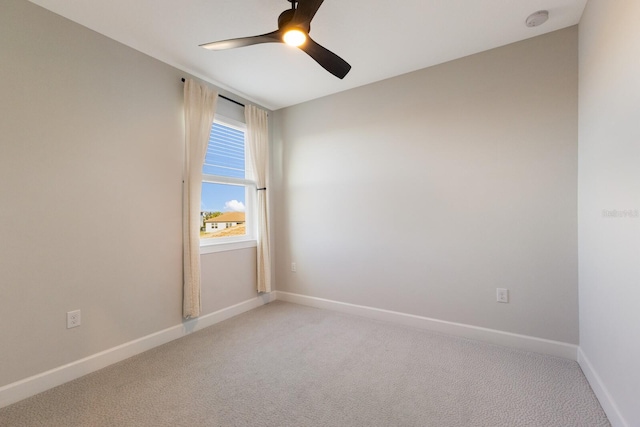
xmin=245 ymin=105 xmax=272 ymax=293
xmin=183 ymin=79 xmax=218 ymax=318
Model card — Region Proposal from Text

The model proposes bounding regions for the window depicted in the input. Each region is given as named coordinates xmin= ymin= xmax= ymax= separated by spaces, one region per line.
xmin=200 ymin=117 xmax=256 ymax=251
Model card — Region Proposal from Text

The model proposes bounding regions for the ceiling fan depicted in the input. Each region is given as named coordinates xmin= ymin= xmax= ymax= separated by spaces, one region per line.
xmin=200 ymin=0 xmax=351 ymax=79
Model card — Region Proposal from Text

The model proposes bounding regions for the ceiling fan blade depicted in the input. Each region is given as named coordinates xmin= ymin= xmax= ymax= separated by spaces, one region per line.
xmin=299 ymin=36 xmax=351 ymax=79
xmin=292 ymin=0 xmax=325 ymax=26
xmin=200 ymin=30 xmax=282 ymax=50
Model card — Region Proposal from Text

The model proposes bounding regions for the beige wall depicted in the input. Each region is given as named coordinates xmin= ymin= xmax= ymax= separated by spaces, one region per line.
xmin=579 ymin=0 xmax=640 ymax=425
xmin=273 ymin=27 xmax=579 ymax=344
xmin=0 ymin=0 xmax=259 ymax=387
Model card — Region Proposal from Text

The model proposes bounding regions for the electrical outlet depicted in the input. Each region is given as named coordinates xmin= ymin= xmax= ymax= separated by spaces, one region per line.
xmin=496 ymin=288 xmax=509 ymax=303
xmin=67 ymin=310 xmax=81 ymax=328
xmin=291 ymin=262 xmax=297 ymax=272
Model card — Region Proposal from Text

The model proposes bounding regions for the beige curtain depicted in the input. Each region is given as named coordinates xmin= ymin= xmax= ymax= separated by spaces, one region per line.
xmin=183 ymin=79 xmax=218 ymax=318
xmin=245 ymin=105 xmax=272 ymax=293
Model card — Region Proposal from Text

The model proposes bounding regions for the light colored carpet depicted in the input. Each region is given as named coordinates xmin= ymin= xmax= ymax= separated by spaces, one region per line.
xmin=0 ymin=301 xmax=609 ymax=426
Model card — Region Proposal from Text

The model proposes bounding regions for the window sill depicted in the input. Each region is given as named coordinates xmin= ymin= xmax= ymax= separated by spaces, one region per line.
xmin=200 ymin=239 xmax=257 ymax=254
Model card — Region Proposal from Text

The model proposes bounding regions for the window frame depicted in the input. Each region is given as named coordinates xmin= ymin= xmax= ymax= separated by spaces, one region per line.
xmin=200 ymin=115 xmax=257 ymax=254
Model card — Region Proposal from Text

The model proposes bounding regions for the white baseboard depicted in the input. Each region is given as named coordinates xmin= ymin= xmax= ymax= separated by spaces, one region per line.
xmin=0 ymin=292 xmax=275 ymax=409
xmin=0 ymin=290 xmax=582 ymax=411
xmin=578 ymin=348 xmax=628 ymax=427
xmin=274 ymin=291 xmax=578 ymax=360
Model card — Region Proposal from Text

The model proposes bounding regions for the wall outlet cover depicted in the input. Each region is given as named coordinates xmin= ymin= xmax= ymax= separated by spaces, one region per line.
xmin=67 ymin=310 xmax=81 ymax=328
xmin=497 ymin=288 xmax=509 ymax=303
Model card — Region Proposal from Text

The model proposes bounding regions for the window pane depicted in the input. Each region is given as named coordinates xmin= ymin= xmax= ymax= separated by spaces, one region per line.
xmin=203 ymin=123 xmax=245 ymax=178
xmin=201 ymin=182 xmax=246 ymax=239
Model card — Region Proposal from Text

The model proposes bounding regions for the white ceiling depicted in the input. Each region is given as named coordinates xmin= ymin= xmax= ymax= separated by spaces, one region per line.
xmin=28 ymin=0 xmax=587 ymax=110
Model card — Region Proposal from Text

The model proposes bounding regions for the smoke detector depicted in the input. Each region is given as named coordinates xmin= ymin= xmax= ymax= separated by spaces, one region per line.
xmin=526 ymin=10 xmax=549 ymax=27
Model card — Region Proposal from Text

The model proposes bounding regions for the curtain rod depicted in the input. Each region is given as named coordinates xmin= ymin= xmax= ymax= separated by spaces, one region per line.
xmin=181 ymin=78 xmax=245 ymax=108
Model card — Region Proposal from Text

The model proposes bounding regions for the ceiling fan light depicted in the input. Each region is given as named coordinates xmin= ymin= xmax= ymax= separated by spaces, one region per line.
xmin=283 ymin=29 xmax=307 ymax=47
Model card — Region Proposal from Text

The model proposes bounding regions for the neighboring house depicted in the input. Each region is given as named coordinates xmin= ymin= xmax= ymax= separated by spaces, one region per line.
xmin=204 ymin=212 xmax=245 ymax=233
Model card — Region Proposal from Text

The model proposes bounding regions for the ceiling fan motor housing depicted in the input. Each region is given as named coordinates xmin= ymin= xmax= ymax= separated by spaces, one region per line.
xmin=278 ymin=8 xmax=310 ymax=33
